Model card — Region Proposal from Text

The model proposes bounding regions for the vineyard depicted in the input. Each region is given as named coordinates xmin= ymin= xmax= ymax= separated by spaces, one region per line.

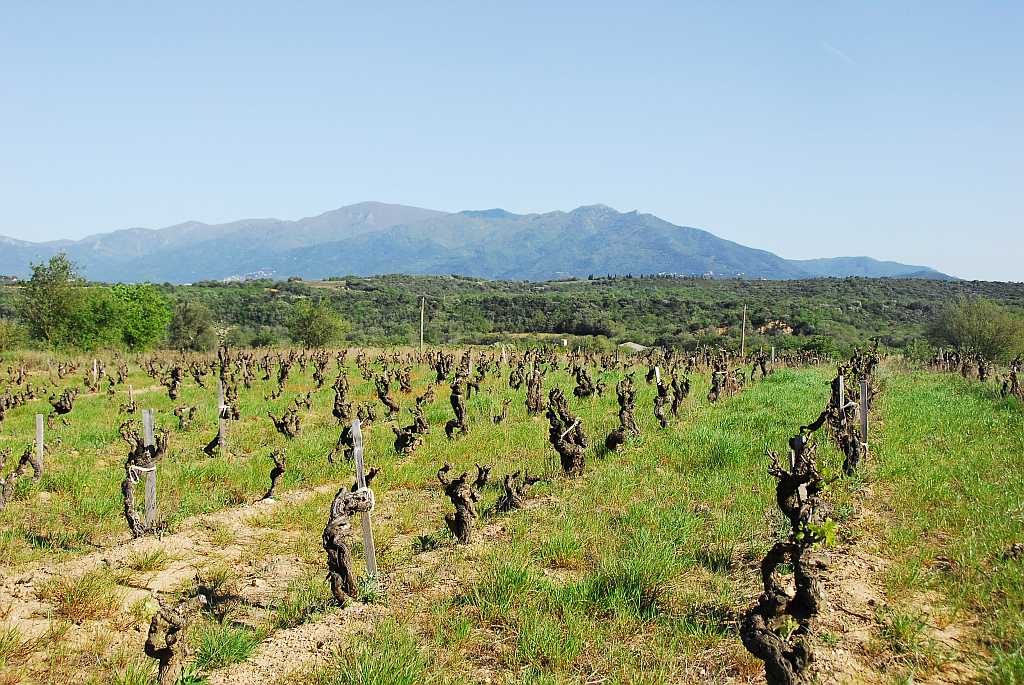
xmin=0 ymin=344 xmax=1021 ymax=685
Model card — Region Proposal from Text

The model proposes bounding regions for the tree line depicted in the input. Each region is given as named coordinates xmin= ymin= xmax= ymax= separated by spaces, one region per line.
xmin=0 ymin=256 xmax=346 ymax=351
xmin=1 ymin=255 xmax=1022 ymax=360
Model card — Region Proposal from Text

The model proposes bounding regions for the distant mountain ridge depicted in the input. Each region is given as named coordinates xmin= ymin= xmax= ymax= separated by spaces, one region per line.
xmin=0 ymin=202 xmax=954 ymax=282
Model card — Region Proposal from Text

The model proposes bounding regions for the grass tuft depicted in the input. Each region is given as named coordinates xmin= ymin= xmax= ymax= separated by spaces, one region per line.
xmin=298 ymin=619 xmax=431 ymax=685
xmin=192 ymin=622 xmax=263 ymax=670
xmin=0 ymin=624 xmax=30 ymax=668
xmin=124 ymin=547 xmax=172 ymax=573
xmin=36 ymin=569 xmax=121 ymax=623
xmin=270 ymin=571 xmax=334 ymax=630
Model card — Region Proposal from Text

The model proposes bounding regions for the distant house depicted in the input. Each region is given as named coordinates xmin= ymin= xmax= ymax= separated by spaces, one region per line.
xmin=618 ymin=341 xmax=648 ymax=352
xmin=0 ymin=275 xmax=19 ymax=284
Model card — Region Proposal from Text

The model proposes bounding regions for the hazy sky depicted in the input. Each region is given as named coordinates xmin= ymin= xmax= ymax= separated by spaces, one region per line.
xmin=1 ymin=2 xmax=1021 ymax=280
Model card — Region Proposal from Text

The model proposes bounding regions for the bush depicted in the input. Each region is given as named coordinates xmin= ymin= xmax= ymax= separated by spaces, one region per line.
xmin=0 ymin=319 xmax=25 ymax=350
xmin=168 ymin=301 xmax=218 ymax=351
xmin=16 ymin=255 xmax=171 ymax=350
xmin=224 ymin=325 xmax=282 ymax=348
xmin=902 ymin=338 xmax=935 ymax=365
xmin=288 ymin=300 xmax=348 ymax=347
xmin=802 ymin=335 xmax=839 ymax=359
xmin=251 ymin=326 xmax=284 ymax=347
xmin=112 ymin=284 xmax=172 ymax=350
xmin=927 ymin=297 xmax=1024 ymax=362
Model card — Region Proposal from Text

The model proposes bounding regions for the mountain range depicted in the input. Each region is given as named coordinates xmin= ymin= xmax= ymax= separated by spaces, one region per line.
xmin=0 ymin=202 xmax=953 ymax=283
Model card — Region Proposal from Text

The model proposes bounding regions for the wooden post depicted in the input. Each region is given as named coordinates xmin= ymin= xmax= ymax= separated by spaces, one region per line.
xmin=351 ymin=419 xmax=377 ymax=577
xmin=740 ymin=305 xmax=747 ymax=360
xmin=217 ymin=379 xmax=226 ymax=459
xmin=419 ymin=297 xmax=425 ymax=353
xmin=92 ymin=358 xmax=98 ymax=385
xmin=654 ymin=366 xmax=661 ymax=385
xmin=35 ymin=414 xmax=44 ymax=472
xmin=141 ymin=409 xmax=157 ymax=527
xmin=860 ymin=378 xmax=870 ymax=450
xmin=771 ymin=346 xmax=776 ymax=365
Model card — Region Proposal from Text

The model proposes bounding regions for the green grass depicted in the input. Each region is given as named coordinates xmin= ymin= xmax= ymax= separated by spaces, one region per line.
xmin=123 ymin=546 xmax=172 ymax=573
xmin=876 ymin=607 xmax=938 ymax=666
xmin=989 ymin=650 xmax=1024 ymax=685
xmin=106 ymin=659 xmax=156 ymax=685
xmin=15 ymin=358 xmax=833 ymax=683
xmin=294 ymin=619 xmax=432 ymax=685
xmin=270 ymin=570 xmax=335 ymax=629
xmin=10 ymin=348 xmax=1021 ymax=684
xmin=286 ymin=366 xmax=840 ymax=683
xmin=874 ymin=372 xmax=1024 ymax=680
xmin=192 ymin=621 xmax=263 ymax=670
xmin=0 ymin=624 xmax=29 ymax=669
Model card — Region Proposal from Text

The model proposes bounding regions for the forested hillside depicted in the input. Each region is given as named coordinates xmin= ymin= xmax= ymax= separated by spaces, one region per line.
xmin=4 ymin=274 xmax=1017 ymax=354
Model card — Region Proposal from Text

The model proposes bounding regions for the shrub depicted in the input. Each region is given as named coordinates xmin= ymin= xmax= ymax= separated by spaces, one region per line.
xmin=0 ymin=318 xmax=25 ymax=350
xmin=927 ymin=297 xmax=1024 ymax=362
xmin=288 ymin=300 xmax=348 ymax=347
xmin=168 ymin=301 xmax=218 ymax=351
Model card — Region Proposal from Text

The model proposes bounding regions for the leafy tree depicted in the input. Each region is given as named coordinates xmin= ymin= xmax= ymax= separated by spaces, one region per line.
xmin=928 ymin=297 xmax=1024 ymax=362
xmin=168 ymin=301 xmax=218 ymax=351
xmin=112 ymin=284 xmax=172 ymax=350
xmin=17 ymin=255 xmax=172 ymax=350
xmin=68 ymin=287 xmax=124 ymax=350
xmin=802 ymin=335 xmax=839 ymax=358
xmin=288 ymin=300 xmax=347 ymax=347
xmin=251 ymin=326 xmax=283 ymax=347
xmin=19 ymin=254 xmax=85 ymax=347
xmin=224 ymin=325 xmax=282 ymax=348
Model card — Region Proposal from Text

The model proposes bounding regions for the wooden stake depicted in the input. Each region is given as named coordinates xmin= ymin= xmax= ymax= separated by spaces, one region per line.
xmin=35 ymin=414 xmax=44 ymax=472
xmin=860 ymin=378 xmax=870 ymax=450
xmin=771 ymin=346 xmax=776 ymax=365
xmin=217 ymin=379 xmax=226 ymax=459
xmin=142 ymin=409 xmax=154 ymax=449
xmin=655 ymin=366 xmax=661 ymax=385
xmin=740 ymin=305 xmax=747 ymax=360
xmin=351 ymin=419 xmax=377 ymax=577
xmin=141 ymin=409 xmax=157 ymax=527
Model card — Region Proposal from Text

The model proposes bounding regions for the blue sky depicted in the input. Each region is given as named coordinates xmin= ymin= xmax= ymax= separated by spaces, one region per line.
xmin=1 ymin=2 xmax=1020 ymax=280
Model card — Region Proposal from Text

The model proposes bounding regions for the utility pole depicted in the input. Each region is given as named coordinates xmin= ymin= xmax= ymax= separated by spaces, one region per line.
xmin=420 ymin=296 xmax=425 ymax=353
